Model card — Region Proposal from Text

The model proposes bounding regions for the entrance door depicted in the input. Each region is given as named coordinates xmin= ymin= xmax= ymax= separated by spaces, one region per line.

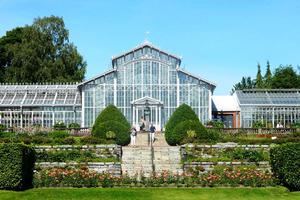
xmin=134 ymin=106 xmax=160 ymax=131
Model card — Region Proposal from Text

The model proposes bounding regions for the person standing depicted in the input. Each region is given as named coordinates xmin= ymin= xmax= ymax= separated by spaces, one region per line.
xmin=139 ymin=116 xmax=145 ymax=131
xmin=149 ymin=123 xmax=156 ymax=144
xmin=130 ymin=126 xmax=137 ymax=146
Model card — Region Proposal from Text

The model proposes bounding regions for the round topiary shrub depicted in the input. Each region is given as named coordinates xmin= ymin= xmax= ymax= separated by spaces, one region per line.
xmin=92 ymin=105 xmax=130 ymax=131
xmin=68 ymin=123 xmax=80 ymax=129
xmin=53 ymin=121 xmax=67 ymax=130
xmin=92 ymin=105 xmax=131 ymax=145
xmin=165 ymin=104 xmax=201 ymax=145
xmin=170 ymin=120 xmax=207 ymax=145
xmin=94 ymin=121 xmax=130 ymax=146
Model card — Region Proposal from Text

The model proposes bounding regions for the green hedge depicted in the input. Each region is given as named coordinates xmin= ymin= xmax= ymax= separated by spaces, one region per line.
xmin=270 ymin=143 xmax=300 ymax=191
xmin=171 ymin=120 xmax=207 ymax=145
xmin=94 ymin=121 xmax=130 ymax=146
xmin=92 ymin=105 xmax=131 ymax=145
xmin=0 ymin=143 xmax=35 ymax=190
xmin=165 ymin=104 xmax=201 ymax=145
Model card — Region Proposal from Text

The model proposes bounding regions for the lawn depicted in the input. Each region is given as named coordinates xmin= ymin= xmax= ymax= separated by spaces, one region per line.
xmin=0 ymin=187 xmax=299 ymax=200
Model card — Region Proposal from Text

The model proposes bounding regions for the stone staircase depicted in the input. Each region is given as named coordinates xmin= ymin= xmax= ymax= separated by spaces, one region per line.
xmin=153 ymin=146 xmax=182 ymax=174
xmin=121 ymin=146 xmax=153 ymax=177
xmin=121 ymin=131 xmax=182 ymax=177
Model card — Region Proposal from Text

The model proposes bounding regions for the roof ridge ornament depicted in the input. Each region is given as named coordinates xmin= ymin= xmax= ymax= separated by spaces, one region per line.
xmin=143 ymin=31 xmax=151 ymax=45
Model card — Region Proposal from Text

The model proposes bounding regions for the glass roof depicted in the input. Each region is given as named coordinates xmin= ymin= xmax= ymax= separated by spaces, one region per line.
xmin=236 ymin=90 xmax=300 ymax=106
xmin=0 ymin=84 xmax=81 ymax=107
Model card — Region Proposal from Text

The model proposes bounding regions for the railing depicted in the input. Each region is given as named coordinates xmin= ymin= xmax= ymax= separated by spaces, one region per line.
xmin=4 ymin=127 xmax=91 ymax=136
xmin=208 ymin=128 xmax=299 ymax=135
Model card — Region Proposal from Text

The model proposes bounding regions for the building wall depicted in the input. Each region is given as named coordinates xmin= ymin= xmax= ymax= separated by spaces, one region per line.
xmin=0 ymin=45 xmax=214 ymax=129
xmin=240 ymin=106 xmax=300 ymax=128
xmin=81 ymin=45 xmax=212 ymax=128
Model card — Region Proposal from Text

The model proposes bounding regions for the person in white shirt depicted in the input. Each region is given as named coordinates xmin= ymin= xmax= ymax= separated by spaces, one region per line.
xmin=130 ymin=126 xmax=137 ymax=146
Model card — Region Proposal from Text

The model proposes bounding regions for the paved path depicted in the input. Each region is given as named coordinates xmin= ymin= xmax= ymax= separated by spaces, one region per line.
xmin=121 ymin=132 xmax=182 ymax=177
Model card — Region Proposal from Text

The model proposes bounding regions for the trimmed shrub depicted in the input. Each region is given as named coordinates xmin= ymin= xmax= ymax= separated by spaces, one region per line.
xmin=80 ymin=136 xmax=108 ymax=144
xmin=200 ymin=129 xmax=221 ymax=142
xmin=270 ymin=143 xmax=300 ymax=191
xmin=95 ymin=121 xmax=130 ymax=146
xmin=92 ymin=105 xmax=131 ymax=145
xmin=106 ymin=131 xmax=116 ymax=139
xmin=68 ymin=122 xmax=80 ymax=129
xmin=48 ymin=130 xmax=69 ymax=139
xmin=165 ymin=104 xmax=200 ymax=145
xmin=0 ymin=143 xmax=35 ymax=190
xmin=53 ymin=121 xmax=67 ymax=130
xmin=92 ymin=105 xmax=130 ymax=132
xmin=0 ymin=124 xmax=6 ymax=132
xmin=171 ymin=120 xmax=207 ymax=145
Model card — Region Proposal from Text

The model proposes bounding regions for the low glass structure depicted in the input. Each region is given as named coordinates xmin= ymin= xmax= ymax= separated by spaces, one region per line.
xmin=0 ymin=42 xmax=216 ymax=130
xmin=0 ymin=84 xmax=81 ymax=128
xmin=236 ymin=89 xmax=300 ymax=128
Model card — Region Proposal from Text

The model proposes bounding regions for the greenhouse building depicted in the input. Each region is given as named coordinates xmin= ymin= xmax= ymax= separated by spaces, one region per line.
xmin=235 ymin=89 xmax=300 ymax=128
xmin=212 ymin=89 xmax=300 ymax=128
xmin=0 ymin=42 xmax=216 ymax=130
xmin=1 ymin=42 xmax=300 ymax=129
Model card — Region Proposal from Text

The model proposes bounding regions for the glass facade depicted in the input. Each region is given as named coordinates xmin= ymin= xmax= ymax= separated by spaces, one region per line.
xmin=236 ymin=90 xmax=300 ymax=128
xmin=80 ymin=43 xmax=215 ymax=130
xmin=0 ymin=85 xmax=81 ymax=128
xmin=0 ymin=43 xmax=216 ymax=130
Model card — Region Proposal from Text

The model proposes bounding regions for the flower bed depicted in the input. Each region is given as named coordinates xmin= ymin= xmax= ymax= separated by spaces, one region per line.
xmin=182 ymin=144 xmax=270 ymax=164
xmin=33 ymin=166 xmax=276 ymax=188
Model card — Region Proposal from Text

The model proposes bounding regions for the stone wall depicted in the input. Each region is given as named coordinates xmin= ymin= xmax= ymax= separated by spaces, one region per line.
xmin=183 ymin=161 xmax=270 ymax=173
xmin=36 ymin=162 xmax=121 ymax=176
xmin=35 ymin=144 xmax=122 ymax=176
xmin=181 ymin=143 xmax=271 ymax=173
xmin=35 ymin=144 xmax=122 ymax=159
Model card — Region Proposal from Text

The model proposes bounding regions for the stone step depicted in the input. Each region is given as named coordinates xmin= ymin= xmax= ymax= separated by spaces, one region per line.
xmin=122 ymin=132 xmax=182 ymax=177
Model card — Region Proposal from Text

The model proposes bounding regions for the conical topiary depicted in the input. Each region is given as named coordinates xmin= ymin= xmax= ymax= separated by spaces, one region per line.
xmin=92 ymin=105 xmax=131 ymax=145
xmin=92 ymin=105 xmax=130 ymax=131
xmin=165 ymin=103 xmax=201 ymax=145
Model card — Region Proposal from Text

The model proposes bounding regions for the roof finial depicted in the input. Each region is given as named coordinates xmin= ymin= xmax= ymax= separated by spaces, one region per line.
xmin=144 ymin=31 xmax=151 ymax=44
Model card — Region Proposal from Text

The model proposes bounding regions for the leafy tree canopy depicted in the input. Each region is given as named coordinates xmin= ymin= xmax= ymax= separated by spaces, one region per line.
xmin=231 ymin=76 xmax=255 ymax=94
xmin=271 ymin=65 xmax=300 ymax=89
xmin=0 ymin=16 xmax=86 ymax=83
xmin=231 ymin=61 xmax=300 ymax=93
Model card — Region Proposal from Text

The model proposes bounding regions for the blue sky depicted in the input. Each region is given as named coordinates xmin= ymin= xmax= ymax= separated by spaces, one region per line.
xmin=1 ymin=0 xmax=300 ymax=94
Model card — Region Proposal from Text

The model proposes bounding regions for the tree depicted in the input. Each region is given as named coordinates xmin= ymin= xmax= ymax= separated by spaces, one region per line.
xmin=0 ymin=27 xmax=26 ymax=82
xmin=271 ymin=65 xmax=300 ymax=89
xmin=264 ymin=61 xmax=272 ymax=88
xmin=255 ymin=63 xmax=263 ymax=88
xmin=0 ymin=16 xmax=86 ymax=83
xmin=231 ymin=76 xmax=255 ymax=94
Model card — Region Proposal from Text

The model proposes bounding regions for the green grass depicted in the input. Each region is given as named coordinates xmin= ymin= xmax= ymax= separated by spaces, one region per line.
xmin=0 ymin=187 xmax=299 ymax=200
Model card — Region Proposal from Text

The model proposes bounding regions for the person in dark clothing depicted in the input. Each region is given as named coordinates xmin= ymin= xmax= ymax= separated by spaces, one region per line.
xmin=149 ymin=123 xmax=156 ymax=143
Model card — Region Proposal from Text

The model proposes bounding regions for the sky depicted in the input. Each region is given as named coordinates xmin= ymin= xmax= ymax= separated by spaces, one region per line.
xmin=1 ymin=0 xmax=300 ymax=95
